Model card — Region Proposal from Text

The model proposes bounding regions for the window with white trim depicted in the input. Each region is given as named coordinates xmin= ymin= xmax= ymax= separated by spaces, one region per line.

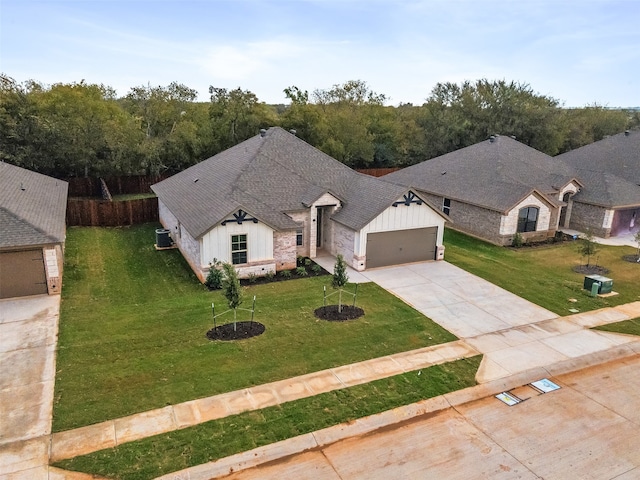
xmin=231 ymin=234 xmax=247 ymax=264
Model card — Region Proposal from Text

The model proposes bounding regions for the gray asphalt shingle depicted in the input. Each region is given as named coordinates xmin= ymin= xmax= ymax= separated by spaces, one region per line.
xmin=152 ymin=127 xmax=432 ymax=237
xmin=0 ymin=162 xmax=68 ymax=248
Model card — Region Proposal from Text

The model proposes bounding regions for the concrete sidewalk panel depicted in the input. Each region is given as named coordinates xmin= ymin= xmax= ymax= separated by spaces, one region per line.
xmin=475 ymin=356 xmax=512 ymax=383
xmin=114 ymin=406 xmax=176 ymax=445
xmin=539 ymin=329 xmax=623 ymax=357
xmin=614 ymin=301 xmax=640 ymax=318
xmin=568 ymin=308 xmax=630 ymax=328
xmin=301 ymin=370 xmax=346 ymax=392
xmin=331 ymin=362 xmax=378 ymax=387
xmin=0 ymin=437 xmax=48 ymax=476
xmin=0 ymin=381 xmax=53 ymax=443
xmin=390 ymin=346 xmax=447 ymax=370
xmin=154 ymin=433 xmax=318 ymax=480
xmin=487 ymin=341 xmax=568 ymax=374
xmin=50 ymin=422 xmax=116 ymax=462
xmin=188 ymin=392 xmax=237 ymax=423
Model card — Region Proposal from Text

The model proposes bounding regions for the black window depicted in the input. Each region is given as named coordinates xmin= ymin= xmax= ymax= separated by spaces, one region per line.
xmin=231 ymin=234 xmax=247 ymax=264
xmin=443 ymin=198 xmax=451 ymax=215
xmin=517 ymin=207 xmax=539 ymax=233
xmin=296 ymin=228 xmax=303 ymax=246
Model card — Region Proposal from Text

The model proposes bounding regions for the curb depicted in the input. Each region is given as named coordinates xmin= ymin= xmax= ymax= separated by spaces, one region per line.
xmin=155 ymin=343 xmax=640 ymax=480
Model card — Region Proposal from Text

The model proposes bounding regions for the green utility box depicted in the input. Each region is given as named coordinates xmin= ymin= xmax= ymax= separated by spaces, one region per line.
xmin=583 ymin=274 xmax=613 ymax=294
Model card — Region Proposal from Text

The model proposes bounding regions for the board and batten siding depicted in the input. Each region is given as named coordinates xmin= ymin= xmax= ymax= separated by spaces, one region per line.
xmin=200 ymin=221 xmax=274 ymax=268
xmin=499 ymin=194 xmax=551 ymax=235
xmin=355 ymin=199 xmax=444 ymax=258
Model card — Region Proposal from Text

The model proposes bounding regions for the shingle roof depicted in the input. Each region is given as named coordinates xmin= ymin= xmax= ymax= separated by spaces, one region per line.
xmin=152 ymin=127 xmax=438 ymax=237
xmin=0 ymin=162 xmax=68 ymax=248
xmin=385 ymin=135 xmax=577 ymax=213
xmin=556 ymin=130 xmax=640 ymax=208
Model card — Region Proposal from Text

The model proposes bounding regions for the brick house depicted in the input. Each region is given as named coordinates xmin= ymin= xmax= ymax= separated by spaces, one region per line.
xmin=152 ymin=127 xmax=448 ymax=282
xmin=0 ymin=162 xmax=68 ymax=298
xmin=556 ymin=130 xmax=640 ymax=238
xmin=385 ymin=135 xmax=582 ymax=246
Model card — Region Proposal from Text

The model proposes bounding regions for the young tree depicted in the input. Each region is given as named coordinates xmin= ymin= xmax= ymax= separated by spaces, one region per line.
xmin=332 ymin=254 xmax=349 ymax=312
xmin=579 ymin=230 xmax=599 ymax=267
xmin=221 ymin=263 xmax=244 ymax=330
xmin=635 ymin=231 xmax=640 ymax=262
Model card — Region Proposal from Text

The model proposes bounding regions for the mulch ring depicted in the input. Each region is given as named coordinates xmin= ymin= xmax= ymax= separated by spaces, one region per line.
xmin=572 ymin=265 xmax=610 ymax=275
xmin=314 ymin=305 xmax=364 ymax=322
xmin=622 ymin=255 xmax=640 ymax=264
xmin=206 ymin=321 xmax=265 ymax=341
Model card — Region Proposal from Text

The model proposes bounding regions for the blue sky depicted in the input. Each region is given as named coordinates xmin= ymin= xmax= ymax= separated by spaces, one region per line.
xmin=1 ymin=0 xmax=639 ymax=107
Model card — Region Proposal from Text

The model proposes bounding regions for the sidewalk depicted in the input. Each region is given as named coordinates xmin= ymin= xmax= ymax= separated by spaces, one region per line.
xmin=49 ymin=301 xmax=640 ymax=464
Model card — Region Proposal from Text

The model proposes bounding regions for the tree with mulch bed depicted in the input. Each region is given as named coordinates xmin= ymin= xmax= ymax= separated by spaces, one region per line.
xmin=315 ymin=254 xmax=364 ymax=321
xmin=573 ymin=229 xmax=608 ymax=274
xmin=207 ymin=263 xmax=265 ymax=340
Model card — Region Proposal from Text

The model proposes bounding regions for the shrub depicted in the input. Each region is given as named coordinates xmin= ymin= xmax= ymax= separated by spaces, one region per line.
xmin=304 ymin=257 xmax=312 ymax=267
xmin=295 ymin=266 xmax=308 ymax=276
xmin=311 ymin=264 xmax=322 ymax=275
xmin=265 ymin=271 xmax=275 ymax=281
xmin=512 ymin=232 xmax=523 ymax=248
xmin=296 ymin=255 xmax=304 ymax=267
xmin=205 ymin=260 xmax=223 ymax=290
xmin=280 ymin=270 xmax=292 ymax=278
xmin=247 ymin=273 xmax=258 ymax=284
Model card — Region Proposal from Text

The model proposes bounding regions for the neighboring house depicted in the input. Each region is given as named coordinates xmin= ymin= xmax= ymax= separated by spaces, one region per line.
xmin=0 ymin=162 xmax=68 ymax=299
xmin=152 ymin=127 xmax=448 ymax=281
xmin=555 ymin=130 xmax=640 ymax=238
xmin=385 ymin=135 xmax=582 ymax=246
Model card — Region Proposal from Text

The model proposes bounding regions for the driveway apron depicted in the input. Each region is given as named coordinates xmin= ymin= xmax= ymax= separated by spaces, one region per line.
xmin=0 ymin=295 xmax=60 ymax=479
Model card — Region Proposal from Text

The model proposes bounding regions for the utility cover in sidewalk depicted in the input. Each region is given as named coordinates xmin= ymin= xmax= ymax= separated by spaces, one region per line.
xmin=530 ymin=378 xmax=561 ymax=393
xmin=496 ymin=392 xmax=522 ymax=406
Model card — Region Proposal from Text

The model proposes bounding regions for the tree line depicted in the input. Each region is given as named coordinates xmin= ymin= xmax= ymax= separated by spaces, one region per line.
xmin=1 ymin=74 xmax=637 ymax=179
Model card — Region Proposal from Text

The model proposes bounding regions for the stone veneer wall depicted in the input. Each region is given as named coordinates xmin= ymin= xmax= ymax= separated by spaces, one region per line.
xmin=570 ymin=202 xmax=611 ymax=237
xmin=331 ymin=222 xmax=359 ymax=270
xmin=288 ymin=211 xmax=310 ymax=258
xmin=420 ymin=192 xmax=506 ymax=244
xmin=273 ymin=230 xmax=297 ymax=271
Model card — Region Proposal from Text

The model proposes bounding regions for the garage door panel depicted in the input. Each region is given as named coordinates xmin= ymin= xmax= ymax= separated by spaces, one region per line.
xmin=366 ymin=227 xmax=437 ymax=269
xmin=0 ymin=250 xmax=47 ymax=298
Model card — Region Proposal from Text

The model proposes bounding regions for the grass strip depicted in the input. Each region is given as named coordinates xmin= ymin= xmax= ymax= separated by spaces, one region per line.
xmin=593 ymin=317 xmax=640 ymax=336
xmin=444 ymin=228 xmax=640 ymax=315
xmin=54 ymin=356 xmax=481 ymax=480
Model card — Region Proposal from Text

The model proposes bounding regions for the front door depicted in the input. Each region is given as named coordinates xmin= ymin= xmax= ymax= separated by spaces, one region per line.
xmin=316 ymin=207 xmax=323 ymax=248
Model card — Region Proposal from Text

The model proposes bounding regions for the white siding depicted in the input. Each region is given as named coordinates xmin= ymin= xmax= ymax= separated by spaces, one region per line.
xmin=356 ymin=199 xmax=445 ymax=257
xmin=200 ymin=221 xmax=274 ymax=268
xmin=499 ymin=194 xmax=552 ymax=235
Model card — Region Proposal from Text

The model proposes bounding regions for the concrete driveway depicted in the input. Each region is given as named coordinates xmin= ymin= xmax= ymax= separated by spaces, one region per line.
xmin=360 ymin=261 xmax=558 ymax=339
xmin=0 ymin=294 xmax=60 ymax=478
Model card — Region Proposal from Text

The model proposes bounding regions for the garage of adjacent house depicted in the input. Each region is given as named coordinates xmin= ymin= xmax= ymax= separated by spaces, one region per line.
xmin=0 ymin=249 xmax=48 ymax=299
xmin=366 ymin=227 xmax=438 ymax=268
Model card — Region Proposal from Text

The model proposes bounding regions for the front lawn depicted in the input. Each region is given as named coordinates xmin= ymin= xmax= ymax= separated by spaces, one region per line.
xmin=54 ymin=225 xmax=456 ymax=431
xmin=54 ymin=356 xmax=481 ymax=480
xmin=444 ymin=229 xmax=640 ymax=315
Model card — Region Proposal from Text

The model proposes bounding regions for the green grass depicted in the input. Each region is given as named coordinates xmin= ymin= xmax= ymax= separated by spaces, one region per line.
xmin=54 ymin=224 xmax=456 ymax=431
xmin=444 ymin=229 xmax=640 ymax=316
xmin=54 ymin=356 xmax=481 ymax=480
xmin=593 ymin=318 xmax=640 ymax=336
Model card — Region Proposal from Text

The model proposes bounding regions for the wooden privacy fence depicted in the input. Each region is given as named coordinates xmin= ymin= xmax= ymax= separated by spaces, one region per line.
xmin=66 ymin=197 xmax=159 ymax=226
xmin=66 ymin=175 xmax=168 ymax=197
